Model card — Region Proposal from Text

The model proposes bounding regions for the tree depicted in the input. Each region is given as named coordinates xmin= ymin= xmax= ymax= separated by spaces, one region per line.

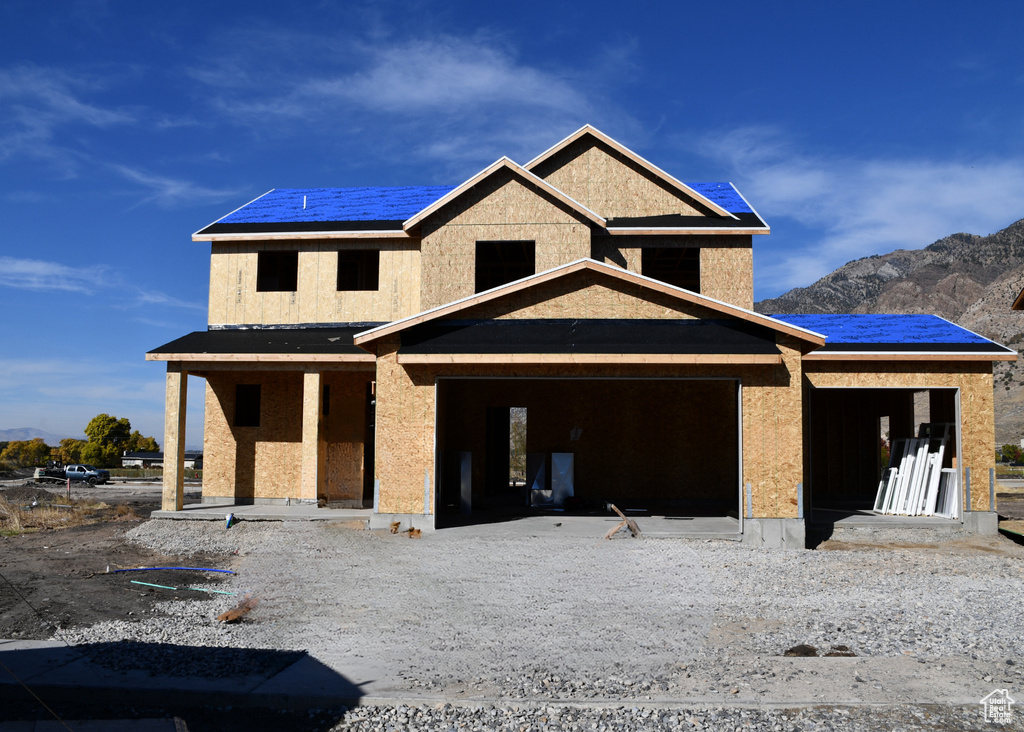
xmin=1000 ymin=443 xmax=1023 ymax=464
xmin=0 ymin=438 xmax=51 ymax=468
xmin=80 ymin=414 xmax=159 ymax=467
xmin=51 ymin=438 xmax=86 ymax=465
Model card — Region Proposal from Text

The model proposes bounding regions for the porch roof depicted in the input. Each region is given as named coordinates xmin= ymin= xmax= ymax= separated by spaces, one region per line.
xmin=773 ymin=313 xmax=1017 ymax=361
xmin=146 ymin=326 xmax=380 ymax=363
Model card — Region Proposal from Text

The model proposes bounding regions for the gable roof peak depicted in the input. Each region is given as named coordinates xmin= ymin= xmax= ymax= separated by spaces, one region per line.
xmin=525 ymin=125 xmax=737 ymax=220
xmin=402 ymin=156 xmax=606 ymax=230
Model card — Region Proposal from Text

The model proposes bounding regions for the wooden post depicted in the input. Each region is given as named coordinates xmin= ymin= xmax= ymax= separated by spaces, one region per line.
xmin=162 ymin=363 xmax=187 ymax=512
xmin=299 ymin=371 xmax=322 ymax=504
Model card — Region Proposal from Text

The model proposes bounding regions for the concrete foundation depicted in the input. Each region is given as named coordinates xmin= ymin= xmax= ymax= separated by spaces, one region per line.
xmin=368 ymin=512 xmax=437 ymax=532
xmin=962 ymin=510 xmax=999 ymax=535
xmin=741 ymin=518 xmax=806 ymax=550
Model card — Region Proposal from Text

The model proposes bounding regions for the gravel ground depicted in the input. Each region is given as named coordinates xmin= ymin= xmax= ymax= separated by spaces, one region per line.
xmin=49 ymin=518 xmax=1024 ymax=730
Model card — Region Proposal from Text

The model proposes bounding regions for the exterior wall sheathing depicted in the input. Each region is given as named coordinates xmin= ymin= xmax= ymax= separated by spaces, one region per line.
xmin=531 ymin=139 xmax=707 ymax=219
xmin=418 ymin=170 xmax=593 ymax=310
xmin=208 ymin=240 xmax=421 ymax=327
xmin=804 ymin=362 xmax=996 ymax=511
xmin=374 ymin=352 xmax=806 ymax=520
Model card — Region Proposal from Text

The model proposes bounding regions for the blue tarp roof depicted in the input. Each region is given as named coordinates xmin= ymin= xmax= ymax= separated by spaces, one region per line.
xmin=215 ymin=186 xmax=458 ymax=225
xmin=684 ymin=182 xmax=753 ymax=215
xmin=771 ymin=313 xmax=997 ymax=346
xmin=204 ymin=180 xmax=752 ymax=230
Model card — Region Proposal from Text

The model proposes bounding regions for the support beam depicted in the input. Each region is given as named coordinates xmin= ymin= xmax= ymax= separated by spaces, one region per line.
xmin=299 ymin=371 xmax=323 ymax=503
xmin=162 ymin=364 xmax=187 ymax=511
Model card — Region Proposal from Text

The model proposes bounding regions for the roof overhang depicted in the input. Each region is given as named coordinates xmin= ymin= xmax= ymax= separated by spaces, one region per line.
xmin=1013 ymin=286 xmax=1024 ymax=311
xmin=803 ymin=351 xmax=1017 ymax=362
xmin=194 ymin=229 xmax=413 ymax=242
xmin=605 ymin=226 xmax=770 ymax=236
xmin=147 ymin=327 xmax=378 ymax=364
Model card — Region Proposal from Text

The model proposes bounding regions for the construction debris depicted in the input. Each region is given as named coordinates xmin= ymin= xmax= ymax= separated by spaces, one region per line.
xmin=218 ymin=595 xmax=258 ymax=624
xmin=604 ymin=504 xmax=641 ymax=539
xmin=874 ymin=423 xmax=959 ymax=518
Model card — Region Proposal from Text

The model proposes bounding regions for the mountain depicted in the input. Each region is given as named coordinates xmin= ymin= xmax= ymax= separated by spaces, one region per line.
xmin=0 ymin=428 xmax=79 ymax=444
xmin=755 ymin=217 xmax=1024 ymax=444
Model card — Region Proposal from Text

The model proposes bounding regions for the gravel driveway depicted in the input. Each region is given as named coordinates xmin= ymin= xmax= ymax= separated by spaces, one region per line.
xmin=52 ymin=518 xmax=1024 ymax=730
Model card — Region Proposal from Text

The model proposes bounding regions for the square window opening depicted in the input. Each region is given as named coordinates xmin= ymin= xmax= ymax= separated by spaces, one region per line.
xmin=256 ymin=251 xmax=298 ymax=292
xmin=337 ymin=250 xmax=380 ymax=291
xmin=475 ymin=241 xmax=535 ymax=293
xmin=641 ymin=247 xmax=700 ymax=292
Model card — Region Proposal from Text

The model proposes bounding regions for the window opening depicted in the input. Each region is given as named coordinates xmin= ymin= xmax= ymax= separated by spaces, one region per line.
xmin=337 ymin=250 xmax=380 ymax=291
xmin=256 ymin=251 xmax=298 ymax=292
xmin=475 ymin=241 xmax=535 ymax=292
xmin=234 ymin=384 xmax=261 ymax=427
xmin=641 ymin=247 xmax=699 ymax=292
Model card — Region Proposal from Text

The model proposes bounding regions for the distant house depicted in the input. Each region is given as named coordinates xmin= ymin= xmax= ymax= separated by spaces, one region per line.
xmin=148 ymin=125 xmax=1015 ymax=546
xmin=121 ymin=451 xmax=202 ymax=470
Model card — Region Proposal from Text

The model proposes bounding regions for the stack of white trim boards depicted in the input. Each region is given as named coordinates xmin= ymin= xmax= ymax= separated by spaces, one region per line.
xmin=874 ymin=423 xmax=959 ymax=519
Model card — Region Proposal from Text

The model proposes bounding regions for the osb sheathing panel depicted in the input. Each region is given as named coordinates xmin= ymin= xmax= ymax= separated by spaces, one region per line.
xmin=375 ymin=352 xmax=804 ymax=519
xmin=804 ymin=362 xmax=996 ymax=511
xmin=531 ymin=138 xmax=706 ymax=219
xmin=299 ymin=372 xmax=321 ymax=502
xmin=209 ymin=240 xmax=421 ymax=327
xmin=419 ymin=170 xmax=593 ymax=310
xmin=454 ymin=269 xmax=748 ymax=322
xmin=202 ymin=371 xmax=303 ymax=501
xmin=321 ymin=371 xmax=374 ymax=503
xmin=440 ymin=378 xmax=738 ymax=506
xmin=591 ymin=236 xmax=754 ymax=309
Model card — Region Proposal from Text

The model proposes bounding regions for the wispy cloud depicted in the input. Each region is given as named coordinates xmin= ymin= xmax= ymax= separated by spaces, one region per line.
xmin=0 ymin=257 xmax=109 ymax=293
xmin=0 ymin=65 xmax=135 ymax=173
xmin=131 ymin=288 xmax=206 ymax=311
xmin=112 ymin=164 xmax=244 ymax=208
xmin=698 ymin=127 xmax=1024 ymax=293
xmin=190 ymin=30 xmax=636 ymax=171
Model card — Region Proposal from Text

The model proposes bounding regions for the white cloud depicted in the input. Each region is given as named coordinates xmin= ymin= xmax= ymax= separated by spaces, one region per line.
xmin=0 ymin=257 xmax=109 ymax=293
xmin=112 ymin=164 xmax=244 ymax=208
xmin=0 ymin=65 xmax=135 ymax=171
xmin=698 ymin=127 xmax=1024 ymax=293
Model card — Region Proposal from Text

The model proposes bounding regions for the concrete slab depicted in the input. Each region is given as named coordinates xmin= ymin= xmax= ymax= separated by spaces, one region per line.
xmin=0 ymin=640 xmax=81 ymax=685
xmin=151 ymin=504 xmax=371 ymax=523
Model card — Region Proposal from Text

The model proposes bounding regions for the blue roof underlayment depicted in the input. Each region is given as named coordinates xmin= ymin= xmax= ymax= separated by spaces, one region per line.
xmin=215 ymin=186 xmax=458 ymax=225
xmin=683 ymin=182 xmax=753 ymax=214
xmin=771 ymin=313 xmax=993 ymax=345
xmin=213 ymin=181 xmax=752 ymax=226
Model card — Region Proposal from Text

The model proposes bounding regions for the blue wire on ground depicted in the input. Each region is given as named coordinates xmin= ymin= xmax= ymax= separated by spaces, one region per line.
xmin=108 ymin=566 xmax=236 ymax=574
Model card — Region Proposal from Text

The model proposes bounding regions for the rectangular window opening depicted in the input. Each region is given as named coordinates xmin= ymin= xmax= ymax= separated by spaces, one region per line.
xmin=475 ymin=241 xmax=535 ymax=293
xmin=337 ymin=250 xmax=380 ymax=291
xmin=256 ymin=251 xmax=298 ymax=292
xmin=235 ymin=384 xmax=261 ymax=427
xmin=641 ymin=247 xmax=699 ymax=292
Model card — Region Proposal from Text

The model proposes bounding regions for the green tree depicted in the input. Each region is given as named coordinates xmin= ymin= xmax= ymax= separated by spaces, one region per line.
xmin=125 ymin=430 xmax=159 ymax=453
xmin=1000 ymin=443 xmax=1024 ymax=463
xmin=85 ymin=414 xmax=132 ymax=448
xmin=0 ymin=438 xmax=51 ymax=468
xmin=51 ymin=438 xmax=86 ymax=465
xmin=80 ymin=414 xmax=158 ymax=467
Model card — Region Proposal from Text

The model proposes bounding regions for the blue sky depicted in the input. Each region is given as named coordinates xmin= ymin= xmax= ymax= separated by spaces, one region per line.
xmin=2 ymin=0 xmax=1023 ymax=446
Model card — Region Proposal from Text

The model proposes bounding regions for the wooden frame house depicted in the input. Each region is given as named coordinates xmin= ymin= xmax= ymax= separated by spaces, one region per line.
xmin=148 ymin=125 xmax=1015 ymax=546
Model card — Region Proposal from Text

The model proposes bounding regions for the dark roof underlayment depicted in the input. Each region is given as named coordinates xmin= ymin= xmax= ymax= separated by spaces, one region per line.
xmin=195 ymin=182 xmax=763 ymax=236
xmin=772 ymin=313 xmax=1014 ymax=354
xmin=148 ymin=327 xmax=380 ymax=356
xmin=398 ymin=319 xmax=781 ymax=355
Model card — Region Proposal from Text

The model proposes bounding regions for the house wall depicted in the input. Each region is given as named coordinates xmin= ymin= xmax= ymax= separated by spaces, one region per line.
xmin=531 ymin=138 xmax=708 ymax=219
xmin=591 ymin=235 xmax=754 ymax=309
xmin=374 ymin=342 xmax=805 ymax=519
xmin=321 ymin=370 xmax=374 ymax=504
xmin=208 ymin=240 xmax=421 ymax=326
xmin=418 ymin=169 xmax=593 ymax=310
xmin=803 ymin=362 xmax=996 ymax=511
xmin=203 ymin=371 xmax=303 ymax=501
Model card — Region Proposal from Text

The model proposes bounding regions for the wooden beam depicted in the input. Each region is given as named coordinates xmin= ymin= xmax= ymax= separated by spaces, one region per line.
xmin=194 ymin=230 xmax=413 ymax=242
xmin=396 ymin=352 xmax=782 ymax=365
xmin=606 ymin=227 xmax=770 ymax=236
xmin=146 ymin=352 xmax=375 ymax=363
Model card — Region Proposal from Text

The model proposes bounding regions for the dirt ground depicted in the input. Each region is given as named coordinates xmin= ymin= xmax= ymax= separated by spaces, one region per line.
xmin=0 ymin=480 xmax=229 ymax=640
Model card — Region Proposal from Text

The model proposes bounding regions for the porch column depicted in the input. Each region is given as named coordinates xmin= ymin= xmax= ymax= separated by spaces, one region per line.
xmin=299 ymin=371 xmax=323 ymax=503
xmin=162 ymin=363 xmax=187 ymax=511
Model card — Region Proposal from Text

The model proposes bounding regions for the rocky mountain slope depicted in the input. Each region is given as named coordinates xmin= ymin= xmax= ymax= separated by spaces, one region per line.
xmin=755 ymin=217 xmax=1024 ymax=444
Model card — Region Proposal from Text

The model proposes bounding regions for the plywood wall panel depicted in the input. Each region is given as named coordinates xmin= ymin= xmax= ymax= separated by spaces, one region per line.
xmin=532 ymin=139 xmax=705 ymax=219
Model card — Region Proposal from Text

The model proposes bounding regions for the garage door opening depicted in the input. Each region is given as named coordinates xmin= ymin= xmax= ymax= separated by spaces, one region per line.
xmin=435 ymin=377 xmax=740 ymax=527
xmin=807 ymin=387 xmax=960 ymax=519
